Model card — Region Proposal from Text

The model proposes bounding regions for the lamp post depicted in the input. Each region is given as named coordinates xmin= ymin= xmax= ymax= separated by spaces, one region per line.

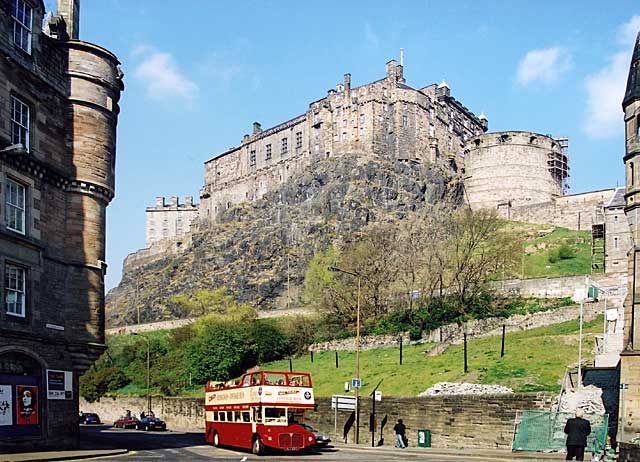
xmin=329 ymin=266 xmax=361 ymax=444
xmin=133 ymin=332 xmax=151 ymax=415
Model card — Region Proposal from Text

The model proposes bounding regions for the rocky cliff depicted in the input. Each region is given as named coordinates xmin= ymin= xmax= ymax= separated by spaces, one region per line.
xmin=106 ymin=154 xmax=454 ymax=327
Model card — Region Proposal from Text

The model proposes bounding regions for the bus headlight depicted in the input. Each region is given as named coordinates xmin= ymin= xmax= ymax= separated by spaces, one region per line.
xmin=308 ymin=436 xmax=314 ymax=442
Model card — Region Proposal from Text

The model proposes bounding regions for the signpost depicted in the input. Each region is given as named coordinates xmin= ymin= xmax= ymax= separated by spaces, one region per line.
xmin=351 ymin=378 xmax=361 ymax=389
xmin=332 ymin=395 xmax=357 ymax=441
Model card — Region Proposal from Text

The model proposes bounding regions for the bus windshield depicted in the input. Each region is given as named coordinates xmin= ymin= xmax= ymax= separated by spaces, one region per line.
xmin=264 ymin=407 xmax=287 ymax=425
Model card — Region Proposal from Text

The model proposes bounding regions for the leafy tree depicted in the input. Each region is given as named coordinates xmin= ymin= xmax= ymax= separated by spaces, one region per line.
xmin=169 ymin=287 xmax=244 ymax=318
xmin=80 ymin=366 xmax=129 ymax=402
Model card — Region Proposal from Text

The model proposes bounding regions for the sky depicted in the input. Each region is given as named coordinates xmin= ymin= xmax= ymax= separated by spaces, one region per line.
xmin=43 ymin=1 xmax=640 ymax=290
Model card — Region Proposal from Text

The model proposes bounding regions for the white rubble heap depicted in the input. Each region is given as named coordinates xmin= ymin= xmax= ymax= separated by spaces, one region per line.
xmin=418 ymin=382 xmax=513 ymax=396
xmin=556 ymin=385 xmax=606 ymax=415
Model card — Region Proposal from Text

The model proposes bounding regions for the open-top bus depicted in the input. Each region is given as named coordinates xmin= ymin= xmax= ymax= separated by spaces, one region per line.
xmin=204 ymin=370 xmax=316 ymax=455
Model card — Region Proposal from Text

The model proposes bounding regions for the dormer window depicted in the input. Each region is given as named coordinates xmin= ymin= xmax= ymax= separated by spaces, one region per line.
xmin=12 ymin=0 xmax=33 ymax=54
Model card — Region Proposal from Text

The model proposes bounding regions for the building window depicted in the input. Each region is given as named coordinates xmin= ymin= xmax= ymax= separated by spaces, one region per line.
xmin=249 ymin=150 xmax=256 ymax=167
xmin=333 ymin=133 xmax=338 ymax=141
xmin=281 ymin=137 xmax=288 ymax=155
xmin=614 ymin=237 xmax=619 ymax=249
xmin=332 ymin=122 xmax=337 ymax=131
xmin=360 ymin=114 xmax=365 ymax=124
xmin=295 ymin=131 xmax=302 ymax=149
xmin=12 ymin=0 xmax=32 ymax=54
xmin=266 ymin=144 xmax=272 ymax=160
xmin=614 ymin=215 xmax=619 ymax=224
xmin=631 ymin=162 xmax=635 ymax=186
xmin=6 ymin=178 xmax=26 ymax=234
xmin=343 ymin=119 xmax=347 ymax=127
xmin=429 ymin=124 xmax=435 ymax=137
xmin=336 ymin=107 xmax=341 ymax=116
xmin=402 ymin=115 xmax=408 ymax=127
xmin=5 ymin=264 xmax=26 ymax=317
xmin=636 ymin=114 xmax=640 ymax=139
xmin=11 ymin=96 xmax=30 ymax=151
xmin=342 ymin=132 xmax=347 ymax=141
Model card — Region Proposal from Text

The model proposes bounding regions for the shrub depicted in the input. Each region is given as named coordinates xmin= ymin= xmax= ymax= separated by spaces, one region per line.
xmin=557 ymin=244 xmax=576 ymax=260
xmin=80 ymin=366 xmax=129 ymax=402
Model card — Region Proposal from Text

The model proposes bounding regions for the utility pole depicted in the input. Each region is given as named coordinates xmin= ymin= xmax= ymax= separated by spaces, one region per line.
xmin=133 ymin=333 xmax=151 ymax=414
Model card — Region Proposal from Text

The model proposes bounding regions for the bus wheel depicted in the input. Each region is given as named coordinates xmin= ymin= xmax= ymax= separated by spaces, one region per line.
xmin=213 ymin=432 xmax=220 ymax=447
xmin=252 ymin=436 xmax=264 ymax=455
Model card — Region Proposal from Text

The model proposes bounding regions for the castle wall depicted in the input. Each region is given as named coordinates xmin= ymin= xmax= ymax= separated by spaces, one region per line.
xmin=604 ymin=203 xmax=630 ymax=274
xmin=464 ymin=131 xmax=566 ymax=211
xmin=199 ymin=61 xmax=486 ymax=222
xmin=146 ymin=196 xmax=198 ymax=246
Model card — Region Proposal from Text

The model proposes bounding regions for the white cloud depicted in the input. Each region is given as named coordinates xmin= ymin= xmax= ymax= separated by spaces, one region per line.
xmin=583 ymin=15 xmax=639 ymax=139
xmin=132 ymin=46 xmax=198 ymax=103
xmin=516 ymin=47 xmax=572 ymax=86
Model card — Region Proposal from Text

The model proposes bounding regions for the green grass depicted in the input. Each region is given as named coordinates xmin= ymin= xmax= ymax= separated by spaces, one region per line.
xmin=258 ymin=315 xmax=604 ymax=397
xmin=505 ymin=223 xmax=594 ymax=278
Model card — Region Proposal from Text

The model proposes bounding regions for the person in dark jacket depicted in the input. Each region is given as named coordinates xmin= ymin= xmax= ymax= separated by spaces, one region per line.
xmin=393 ymin=419 xmax=407 ymax=449
xmin=564 ymin=409 xmax=591 ymax=461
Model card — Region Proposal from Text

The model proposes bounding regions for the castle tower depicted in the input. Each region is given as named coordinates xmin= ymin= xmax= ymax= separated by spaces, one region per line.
xmin=621 ymin=31 xmax=640 ymax=442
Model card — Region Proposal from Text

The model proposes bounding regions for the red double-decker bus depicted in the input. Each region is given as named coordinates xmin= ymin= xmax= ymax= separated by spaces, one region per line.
xmin=204 ymin=370 xmax=316 ymax=455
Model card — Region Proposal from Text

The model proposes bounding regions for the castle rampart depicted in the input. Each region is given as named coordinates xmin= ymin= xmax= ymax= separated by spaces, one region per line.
xmin=199 ymin=60 xmax=487 ymax=222
xmin=146 ymin=195 xmax=198 ymax=246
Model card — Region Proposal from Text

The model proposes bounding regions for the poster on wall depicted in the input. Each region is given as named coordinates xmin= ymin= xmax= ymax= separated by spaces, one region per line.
xmin=16 ymin=385 xmax=38 ymax=425
xmin=46 ymin=370 xmax=73 ymax=400
xmin=0 ymin=385 xmax=12 ymax=426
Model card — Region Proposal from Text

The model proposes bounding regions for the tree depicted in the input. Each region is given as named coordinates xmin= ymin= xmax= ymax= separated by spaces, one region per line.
xmin=170 ymin=287 xmax=253 ymax=318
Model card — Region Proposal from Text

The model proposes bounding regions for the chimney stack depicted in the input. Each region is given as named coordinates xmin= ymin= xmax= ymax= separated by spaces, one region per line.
xmin=252 ymin=122 xmax=262 ymax=134
xmin=57 ymin=0 xmax=80 ymax=39
xmin=185 ymin=196 xmax=194 ymax=207
xmin=344 ymin=73 xmax=351 ymax=93
xmin=155 ymin=196 xmax=165 ymax=208
xmin=170 ymin=196 xmax=178 ymax=207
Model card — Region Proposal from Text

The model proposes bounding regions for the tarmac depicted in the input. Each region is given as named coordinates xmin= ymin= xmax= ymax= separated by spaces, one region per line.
xmin=0 ymin=443 xmax=572 ymax=462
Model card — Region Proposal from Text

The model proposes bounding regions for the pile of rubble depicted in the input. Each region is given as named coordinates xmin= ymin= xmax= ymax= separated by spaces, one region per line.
xmin=418 ymin=382 xmax=513 ymax=396
xmin=556 ymin=385 xmax=606 ymax=415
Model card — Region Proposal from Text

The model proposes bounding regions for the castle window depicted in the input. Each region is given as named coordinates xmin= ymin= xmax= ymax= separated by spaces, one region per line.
xmin=332 ymin=122 xmax=337 ymax=131
xmin=631 ymin=162 xmax=635 ymax=186
xmin=281 ymin=137 xmax=288 ymax=155
xmin=5 ymin=263 xmax=26 ymax=317
xmin=614 ymin=237 xmax=619 ymax=249
xmin=342 ymin=132 xmax=347 ymax=141
xmin=429 ymin=124 xmax=435 ymax=137
xmin=295 ymin=131 xmax=302 ymax=149
xmin=360 ymin=114 xmax=365 ymax=124
xmin=636 ymin=114 xmax=640 ymax=139
xmin=12 ymin=0 xmax=33 ymax=54
xmin=266 ymin=144 xmax=272 ymax=160
xmin=343 ymin=119 xmax=347 ymax=127
xmin=11 ymin=95 xmax=30 ymax=151
xmin=360 ymin=127 xmax=364 ymax=136
xmin=5 ymin=178 xmax=26 ymax=234
xmin=402 ymin=115 xmax=408 ymax=127
xmin=249 ymin=150 xmax=256 ymax=167
xmin=333 ymin=133 xmax=338 ymax=141
xmin=614 ymin=215 xmax=618 ymax=224
xmin=336 ymin=107 xmax=342 ymax=116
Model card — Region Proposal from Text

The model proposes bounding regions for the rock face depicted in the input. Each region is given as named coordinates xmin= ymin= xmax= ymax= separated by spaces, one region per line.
xmin=419 ymin=382 xmax=513 ymax=396
xmin=106 ymin=154 xmax=452 ymax=327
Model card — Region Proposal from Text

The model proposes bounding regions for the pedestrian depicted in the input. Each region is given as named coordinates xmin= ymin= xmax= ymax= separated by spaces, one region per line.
xmin=393 ymin=418 xmax=407 ymax=449
xmin=140 ymin=411 xmax=146 ymax=420
xmin=564 ymin=408 xmax=591 ymax=461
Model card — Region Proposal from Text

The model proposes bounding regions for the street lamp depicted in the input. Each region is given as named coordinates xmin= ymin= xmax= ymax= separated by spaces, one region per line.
xmin=132 ymin=332 xmax=151 ymax=415
xmin=328 ymin=266 xmax=361 ymax=444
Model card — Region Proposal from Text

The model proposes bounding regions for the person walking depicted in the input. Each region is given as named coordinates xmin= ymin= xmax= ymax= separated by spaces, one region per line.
xmin=393 ymin=418 xmax=407 ymax=449
xmin=564 ymin=409 xmax=591 ymax=461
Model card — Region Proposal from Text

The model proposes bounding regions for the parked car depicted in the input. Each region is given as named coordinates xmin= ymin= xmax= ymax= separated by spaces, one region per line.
xmin=113 ymin=415 xmax=140 ymax=429
xmin=79 ymin=413 xmax=101 ymax=424
xmin=136 ymin=417 xmax=167 ymax=431
xmin=303 ymin=424 xmax=331 ymax=447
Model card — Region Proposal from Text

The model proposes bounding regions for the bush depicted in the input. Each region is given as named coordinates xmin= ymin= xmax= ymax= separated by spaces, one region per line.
xmin=557 ymin=244 xmax=576 ymax=260
xmin=80 ymin=366 xmax=129 ymax=402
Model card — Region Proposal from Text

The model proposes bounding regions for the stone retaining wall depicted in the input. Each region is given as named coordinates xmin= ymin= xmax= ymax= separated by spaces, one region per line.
xmin=81 ymin=392 xmax=554 ymax=449
xmin=310 ymin=301 xmax=605 ymax=352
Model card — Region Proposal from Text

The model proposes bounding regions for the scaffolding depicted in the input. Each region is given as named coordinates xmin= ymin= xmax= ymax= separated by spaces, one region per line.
xmin=548 ymin=137 xmax=570 ymax=194
xmin=591 ymin=221 xmax=605 ymax=273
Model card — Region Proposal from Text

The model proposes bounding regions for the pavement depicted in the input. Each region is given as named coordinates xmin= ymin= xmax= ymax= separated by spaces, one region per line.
xmin=0 ymin=442 xmax=570 ymax=462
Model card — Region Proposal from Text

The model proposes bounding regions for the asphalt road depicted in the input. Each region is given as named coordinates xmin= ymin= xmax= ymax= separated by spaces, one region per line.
xmin=79 ymin=425 xmax=564 ymax=462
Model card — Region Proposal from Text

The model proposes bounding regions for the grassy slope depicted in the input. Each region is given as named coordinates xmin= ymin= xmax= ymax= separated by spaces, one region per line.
xmin=259 ymin=316 xmax=604 ymax=398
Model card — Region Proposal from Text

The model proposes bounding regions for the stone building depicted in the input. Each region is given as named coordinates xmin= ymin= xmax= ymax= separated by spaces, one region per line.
xmin=0 ymin=0 xmax=122 ymax=451
xmin=198 ymin=61 xmax=488 ymax=221
xmin=621 ymin=30 xmax=640 ymax=442
xmin=602 ymin=188 xmax=631 ymax=274
xmin=146 ymin=196 xmax=198 ymax=247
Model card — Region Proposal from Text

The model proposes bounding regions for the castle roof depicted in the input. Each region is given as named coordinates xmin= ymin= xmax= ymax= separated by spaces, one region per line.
xmin=605 ymin=187 xmax=626 ymax=209
xmin=623 ymin=31 xmax=640 ymax=108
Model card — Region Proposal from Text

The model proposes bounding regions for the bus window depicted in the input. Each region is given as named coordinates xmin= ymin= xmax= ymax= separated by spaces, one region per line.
xmin=287 ymin=374 xmax=310 ymax=387
xmin=264 ymin=407 xmax=287 ymax=424
xmin=242 ymin=375 xmax=251 ymax=387
xmin=264 ymin=372 xmax=286 ymax=385
xmin=251 ymin=373 xmax=262 ymax=385
xmin=242 ymin=411 xmax=251 ymax=422
xmin=234 ymin=411 xmax=241 ymax=422
xmin=219 ymin=412 xmax=225 ymax=422
xmin=253 ymin=407 xmax=262 ymax=423
xmin=227 ymin=411 xmax=233 ymax=422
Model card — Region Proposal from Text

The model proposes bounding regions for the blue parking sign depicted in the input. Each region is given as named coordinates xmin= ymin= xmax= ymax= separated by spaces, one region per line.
xmin=352 ymin=378 xmax=361 ymax=388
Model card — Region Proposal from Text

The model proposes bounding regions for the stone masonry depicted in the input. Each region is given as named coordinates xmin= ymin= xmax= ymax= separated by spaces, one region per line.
xmin=199 ymin=61 xmax=487 ymax=222
xmin=81 ymin=392 xmax=554 ymax=449
xmin=145 ymin=196 xmax=198 ymax=247
xmin=0 ymin=0 xmax=122 ymax=451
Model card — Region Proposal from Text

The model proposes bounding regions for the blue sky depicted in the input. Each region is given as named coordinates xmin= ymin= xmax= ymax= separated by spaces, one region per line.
xmin=45 ymin=1 xmax=639 ymax=290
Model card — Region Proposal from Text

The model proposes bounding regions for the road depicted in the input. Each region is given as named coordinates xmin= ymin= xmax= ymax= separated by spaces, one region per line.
xmin=79 ymin=425 xmax=564 ymax=461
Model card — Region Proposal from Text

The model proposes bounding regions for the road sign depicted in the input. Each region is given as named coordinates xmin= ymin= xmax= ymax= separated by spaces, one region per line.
xmin=374 ymin=391 xmax=382 ymax=402
xmin=352 ymin=378 xmax=361 ymax=388
xmin=331 ymin=395 xmax=356 ymax=411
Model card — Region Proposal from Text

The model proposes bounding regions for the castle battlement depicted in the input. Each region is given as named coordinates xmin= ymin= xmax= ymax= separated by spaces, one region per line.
xmin=146 ymin=195 xmax=199 ymax=247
